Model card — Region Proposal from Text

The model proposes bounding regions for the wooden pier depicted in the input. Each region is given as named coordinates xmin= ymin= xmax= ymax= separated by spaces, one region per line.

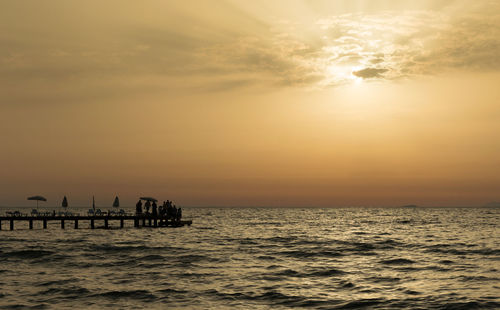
xmin=0 ymin=214 xmax=192 ymax=230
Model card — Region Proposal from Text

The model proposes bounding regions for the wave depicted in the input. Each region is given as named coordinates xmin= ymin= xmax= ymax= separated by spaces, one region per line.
xmin=278 ymin=249 xmax=343 ymax=258
xmin=35 ymin=279 xmax=75 ymax=287
xmin=426 ymin=247 xmax=500 ymax=256
xmin=274 ymin=267 xmax=345 ymax=278
xmin=176 ymin=254 xmax=214 ymax=263
xmin=253 ymin=290 xmax=308 ymax=305
xmin=459 ymin=275 xmax=499 ymax=282
xmin=381 ymin=258 xmax=415 ymax=265
xmin=257 ymin=255 xmax=277 ymax=260
xmin=90 ymin=290 xmax=157 ymax=301
xmin=274 ymin=269 xmax=300 ymax=276
xmin=86 ymin=245 xmax=159 ymax=253
xmin=366 ymin=276 xmax=401 ymax=283
xmin=340 ymin=281 xmax=355 ymax=288
xmin=309 ymin=268 xmax=345 ymax=277
xmin=39 ymin=287 xmax=90 ymax=297
xmin=141 ymin=254 xmax=166 ymax=261
xmin=2 ymin=250 xmax=54 ymax=259
xmin=334 ymin=298 xmax=385 ymax=309
xmin=437 ymin=301 xmax=500 ymax=309
xmin=156 ymin=288 xmax=188 ymax=295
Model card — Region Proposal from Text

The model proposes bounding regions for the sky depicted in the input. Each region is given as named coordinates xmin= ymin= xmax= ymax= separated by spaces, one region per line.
xmin=1 ymin=0 xmax=499 ymax=207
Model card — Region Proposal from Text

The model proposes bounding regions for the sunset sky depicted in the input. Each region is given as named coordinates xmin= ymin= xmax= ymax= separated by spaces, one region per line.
xmin=1 ymin=0 xmax=499 ymax=207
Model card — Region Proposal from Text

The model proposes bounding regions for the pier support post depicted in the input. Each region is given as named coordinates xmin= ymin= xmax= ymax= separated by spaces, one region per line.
xmin=90 ymin=219 xmax=95 ymax=229
xmin=154 ymin=219 xmax=157 ymax=227
xmin=61 ymin=219 xmax=65 ymax=229
xmin=142 ymin=218 xmax=146 ymax=227
xmin=74 ymin=220 xmax=78 ymax=229
xmin=29 ymin=219 xmax=33 ymax=230
xmin=104 ymin=218 xmax=109 ymax=229
xmin=10 ymin=219 xmax=14 ymax=230
xmin=120 ymin=219 xmax=124 ymax=228
xmin=43 ymin=219 xmax=47 ymax=229
xmin=0 ymin=220 xmax=2 ymax=230
xmin=134 ymin=218 xmax=138 ymax=227
xmin=148 ymin=218 xmax=152 ymax=227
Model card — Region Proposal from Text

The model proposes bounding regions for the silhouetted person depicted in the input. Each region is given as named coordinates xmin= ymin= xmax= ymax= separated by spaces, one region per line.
xmin=136 ymin=200 xmax=143 ymax=215
xmin=145 ymin=200 xmax=151 ymax=215
xmin=177 ymin=207 xmax=182 ymax=221
xmin=159 ymin=203 xmax=165 ymax=225
xmin=173 ymin=205 xmax=178 ymax=221
xmin=166 ymin=201 xmax=173 ymax=220
xmin=152 ymin=201 xmax=158 ymax=217
xmin=158 ymin=204 xmax=164 ymax=216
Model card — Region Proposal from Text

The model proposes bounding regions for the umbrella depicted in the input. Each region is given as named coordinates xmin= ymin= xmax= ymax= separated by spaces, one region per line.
xmin=140 ymin=197 xmax=157 ymax=202
xmin=113 ymin=196 xmax=120 ymax=208
xmin=62 ymin=196 xmax=68 ymax=209
xmin=28 ymin=195 xmax=47 ymax=208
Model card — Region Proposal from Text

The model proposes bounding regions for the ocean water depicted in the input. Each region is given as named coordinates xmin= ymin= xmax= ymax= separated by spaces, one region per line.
xmin=0 ymin=207 xmax=498 ymax=309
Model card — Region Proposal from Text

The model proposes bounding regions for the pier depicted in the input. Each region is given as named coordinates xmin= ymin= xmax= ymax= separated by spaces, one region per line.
xmin=0 ymin=214 xmax=192 ymax=230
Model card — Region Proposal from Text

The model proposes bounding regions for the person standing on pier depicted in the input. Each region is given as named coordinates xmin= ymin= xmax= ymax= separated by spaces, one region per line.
xmin=166 ymin=201 xmax=173 ymax=220
xmin=152 ymin=201 xmax=158 ymax=217
xmin=172 ymin=204 xmax=177 ymax=221
xmin=159 ymin=203 xmax=164 ymax=217
xmin=159 ymin=202 xmax=165 ymax=225
xmin=145 ymin=200 xmax=151 ymax=215
xmin=136 ymin=200 xmax=143 ymax=215
xmin=177 ymin=207 xmax=182 ymax=221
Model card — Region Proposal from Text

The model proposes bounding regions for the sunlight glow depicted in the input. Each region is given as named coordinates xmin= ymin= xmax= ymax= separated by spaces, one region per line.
xmin=324 ymin=65 xmax=364 ymax=86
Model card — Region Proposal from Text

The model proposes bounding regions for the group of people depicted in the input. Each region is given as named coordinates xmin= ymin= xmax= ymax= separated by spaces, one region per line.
xmin=135 ymin=199 xmax=182 ymax=221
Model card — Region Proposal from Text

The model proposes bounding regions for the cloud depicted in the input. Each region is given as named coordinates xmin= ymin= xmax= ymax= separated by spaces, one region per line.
xmin=1 ymin=0 xmax=499 ymax=98
xmin=352 ymin=68 xmax=388 ymax=78
xmin=182 ymin=1 xmax=500 ymax=89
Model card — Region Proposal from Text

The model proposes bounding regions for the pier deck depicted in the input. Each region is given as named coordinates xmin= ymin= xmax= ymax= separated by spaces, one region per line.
xmin=0 ymin=214 xmax=192 ymax=230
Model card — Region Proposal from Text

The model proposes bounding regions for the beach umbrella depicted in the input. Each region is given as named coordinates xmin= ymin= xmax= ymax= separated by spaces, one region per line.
xmin=140 ymin=197 xmax=157 ymax=202
xmin=113 ymin=196 xmax=120 ymax=208
xmin=62 ymin=196 xmax=68 ymax=209
xmin=27 ymin=195 xmax=47 ymax=208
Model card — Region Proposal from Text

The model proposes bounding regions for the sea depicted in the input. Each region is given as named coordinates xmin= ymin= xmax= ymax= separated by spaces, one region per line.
xmin=0 ymin=206 xmax=498 ymax=309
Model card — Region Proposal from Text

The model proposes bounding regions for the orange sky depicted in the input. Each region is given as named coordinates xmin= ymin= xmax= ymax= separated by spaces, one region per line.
xmin=1 ymin=1 xmax=499 ymax=207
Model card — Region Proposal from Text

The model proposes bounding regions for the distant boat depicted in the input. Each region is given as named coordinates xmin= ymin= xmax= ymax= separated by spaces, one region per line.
xmin=484 ymin=202 xmax=500 ymax=207
xmin=402 ymin=204 xmax=418 ymax=208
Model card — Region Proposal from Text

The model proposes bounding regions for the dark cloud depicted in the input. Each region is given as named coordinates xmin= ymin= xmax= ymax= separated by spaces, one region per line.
xmin=370 ymin=58 xmax=384 ymax=64
xmin=352 ymin=67 xmax=388 ymax=78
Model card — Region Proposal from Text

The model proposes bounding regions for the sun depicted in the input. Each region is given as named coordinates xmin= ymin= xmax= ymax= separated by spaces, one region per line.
xmin=324 ymin=65 xmax=364 ymax=86
xmin=350 ymin=66 xmax=364 ymax=85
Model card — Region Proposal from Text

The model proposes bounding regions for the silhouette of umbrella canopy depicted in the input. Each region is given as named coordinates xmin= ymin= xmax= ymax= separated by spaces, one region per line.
xmin=28 ymin=195 xmax=47 ymax=208
xmin=113 ymin=196 xmax=120 ymax=208
xmin=140 ymin=197 xmax=157 ymax=202
xmin=62 ymin=196 xmax=68 ymax=208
